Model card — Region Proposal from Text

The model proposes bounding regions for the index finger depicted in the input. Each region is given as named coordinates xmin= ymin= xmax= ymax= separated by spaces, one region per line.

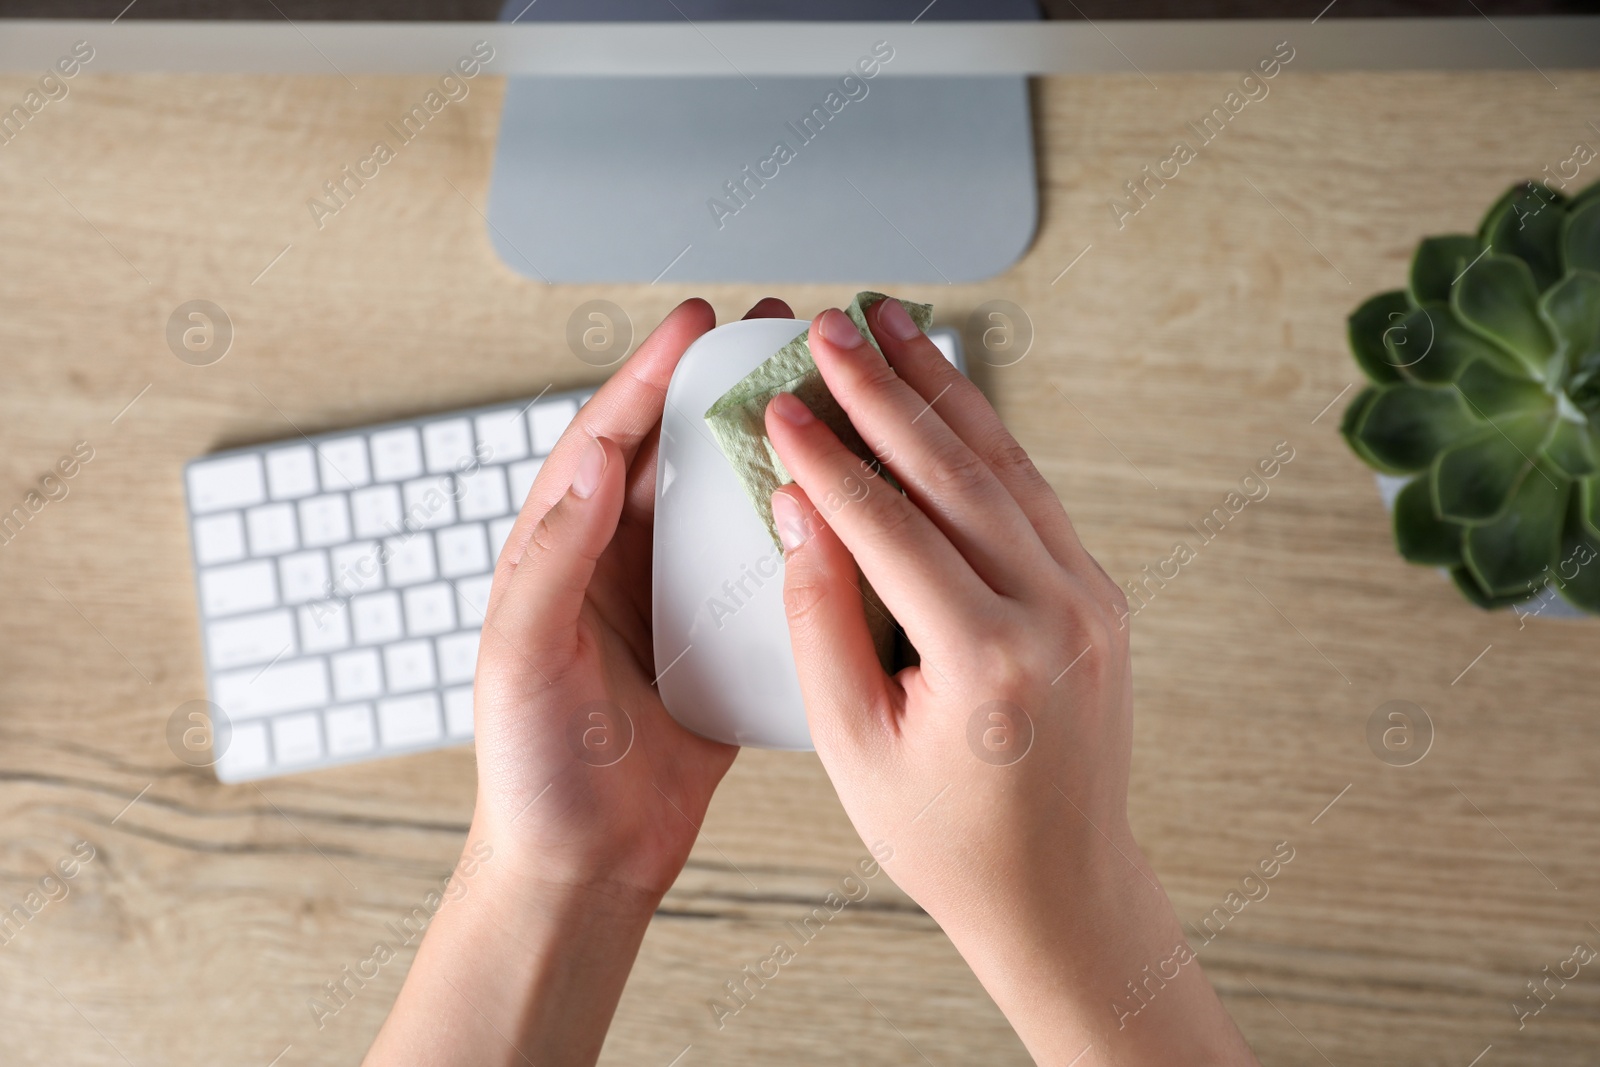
xmin=765 ymin=390 xmax=996 ymax=662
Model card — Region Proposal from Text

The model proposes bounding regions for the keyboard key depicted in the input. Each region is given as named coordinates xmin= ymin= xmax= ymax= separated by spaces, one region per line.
xmin=217 ymin=720 xmax=270 ymax=778
xmin=529 ymin=398 xmax=578 ymax=455
xmin=331 ymin=648 xmax=383 ymax=701
xmin=329 ymin=541 xmax=383 ymax=597
xmin=437 ymin=631 xmax=479 ymax=685
xmin=474 ymin=409 xmax=528 ymax=463
xmin=299 ymin=494 xmax=352 ymax=548
xmin=214 ymin=657 xmax=329 ymax=719
xmin=444 ymin=686 xmax=474 ymax=737
xmin=423 ymin=418 xmax=475 ymax=473
xmin=246 ymin=503 xmax=299 ymax=556
xmin=378 ymin=693 xmax=443 ymax=747
xmin=351 ymin=484 xmax=403 ymax=540
xmin=508 ymin=459 xmax=544 ymax=508
xmin=188 ymin=454 xmax=266 ymax=514
xmin=299 ymin=601 xmax=351 ymax=654
xmin=200 ymin=560 xmax=278 ymax=617
xmin=437 ymin=524 xmax=490 ymax=578
xmin=383 ymin=638 xmax=437 ymax=691
xmin=454 ymin=575 xmax=494 ymax=626
xmin=457 ymin=466 xmax=510 ymax=522
xmin=402 ymin=476 xmax=456 ymax=530
xmin=325 ymin=704 xmax=376 ymax=755
xmin=193 ymin=512 xmax=246 ymax=565
xmin=265 ymin=446 xmax=319 ymax=500
xmin=385 ymin=533 xmax=436 ymax=587
xmin=489 ymin=517 xmax=517 ymax=561
xmin=279 ymin=550 xmax=330 ymax=605
xmin=404 ymin=583 xmax=456 ymax=636
xmin=351 ymin=591 xmax=403 ymax=644
xmin=206 ymin=609 xmax=295 ymax=670
xmin=370 ymin=427 xmax=423 ymax=482
xmin=272 ymin=712 xmax=323 ymax=765
xmin=318 ymin=436 xmax=370 ymax=491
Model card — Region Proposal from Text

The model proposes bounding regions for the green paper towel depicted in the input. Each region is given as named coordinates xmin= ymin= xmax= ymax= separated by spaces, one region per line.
xmin=704 ymin=291 xmax=933 ymax=547
xmin=704 ymin=291 xmax=933 ymax=670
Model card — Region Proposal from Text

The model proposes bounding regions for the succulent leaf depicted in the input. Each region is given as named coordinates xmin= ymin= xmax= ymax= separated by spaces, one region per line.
xmin=1583 ymin=476 xmax=1600 ymax=543
xmin=1455 ymin=358 xmax=1552 ymax=419
xmin=1553 ymin=489 xmax=1600 ymax=612
xmin=1571 ymin=181 xmax=1600 ymax=214
xmin=1484 ymin=183 xmax=1567 ymax=291
xmin=1539 ymin=270 xmax=1600 ymax=376
xmin=1462 ymin=462 xmax=1570 ymax=596
xmin=1355 ymin=385 xmax=1480 ymax=472
xmin=1452 ymin=254 xmax=1557 ymax=376
xmin=1477 ymin=184 xmax=1523 ymax=245
xmin=1563 ymin=198 xmax=1600 ymax=276
xmin=1409 ymin=235 xmax=1480 ymax=305
xmin=1339 ymin=386 xmax=1389 ymax=470
xmin=1568 ymin=363 xmax=1600 ymax=425
xmin=1389 ymin=303 xmax=1517 ymax=384
xmin=1449 ymin=566 xmax=1533 ymax=609
xmin=1393 ymin=474 xmax=1463 ymax=566
xmin=1347 ymin=291 xmax=1410 ymax=384
xmin=1432 ymin=413 xmax=1550 ymax=522
xmin=1543 ymin=418 xmax=1598 ymax=477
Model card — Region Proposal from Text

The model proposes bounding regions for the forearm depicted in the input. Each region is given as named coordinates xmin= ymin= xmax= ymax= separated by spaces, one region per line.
xmin=365 ymin=826 xmax=661 ymax=1067
xmin=935 ymin=834 xmax=1258 ymax=1067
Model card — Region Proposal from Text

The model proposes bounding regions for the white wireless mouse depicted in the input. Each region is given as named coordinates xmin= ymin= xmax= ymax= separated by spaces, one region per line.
xmin=652 ymin=317 xmax=964 ymax=750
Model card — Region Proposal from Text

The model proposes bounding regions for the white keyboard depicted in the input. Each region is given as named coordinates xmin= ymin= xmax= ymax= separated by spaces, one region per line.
xmin=183 ymin=389 xmax=593 ymax=782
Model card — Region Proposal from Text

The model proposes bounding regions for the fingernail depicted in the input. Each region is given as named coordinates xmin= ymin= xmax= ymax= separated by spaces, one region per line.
xmin=772 ymin=491 xmax=812 ymax=552
xmin=877 ymin=298 xmax=921 ymax=341
xmin=769 ymin=391 xmax=816 ymax=426
xmin=571 ymin=437 xmax=606 ymax=499
xmin=818 ymin=308 xmax=866 ymax=349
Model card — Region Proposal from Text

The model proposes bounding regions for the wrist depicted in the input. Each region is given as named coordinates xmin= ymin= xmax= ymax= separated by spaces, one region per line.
xmin=923 ymin=814 xmax=1146 ymax=952
xmin=469 ymin=763 xmax=695 ymax=894
xmin=938 ymin=825 xmax=1154 ymax=970
xmin=934 ymin=831 xmax=1203 ymax=1062
xmin=465 ymin=811 xmax=668 ymax=925
xmin=368 ymin=823 xmax=664 ymax=1067
xmin=930 ymin=828 xmax=1241 ymax=1065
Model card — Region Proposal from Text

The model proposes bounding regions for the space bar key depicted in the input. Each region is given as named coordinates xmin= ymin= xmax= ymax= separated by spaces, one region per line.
xmin=213 ymin=658 xmax=329 ymax=720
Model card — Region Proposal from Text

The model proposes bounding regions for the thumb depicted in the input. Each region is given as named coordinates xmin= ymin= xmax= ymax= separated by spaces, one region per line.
xmin=772 ymin=485 xmax=893 ymax=756
xmin=490 ymin=435 xmax=624 ymax=655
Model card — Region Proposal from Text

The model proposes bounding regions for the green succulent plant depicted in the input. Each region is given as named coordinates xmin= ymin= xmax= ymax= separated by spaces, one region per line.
xmin=1342 ymin=178 xmax=1600 ymax=612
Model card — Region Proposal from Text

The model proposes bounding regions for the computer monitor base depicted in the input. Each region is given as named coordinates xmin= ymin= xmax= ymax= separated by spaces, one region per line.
xmin=485 ymin=25 xmax=1038 ymax=285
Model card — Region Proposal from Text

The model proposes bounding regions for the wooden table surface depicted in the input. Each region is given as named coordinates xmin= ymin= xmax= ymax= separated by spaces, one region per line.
xmin=2 ymin=48 xmax=1599 ymax=1067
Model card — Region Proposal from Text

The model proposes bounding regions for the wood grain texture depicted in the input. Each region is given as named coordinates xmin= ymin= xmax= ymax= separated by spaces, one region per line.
xmin=1 ymin=60 xmax=1598 ymax=1065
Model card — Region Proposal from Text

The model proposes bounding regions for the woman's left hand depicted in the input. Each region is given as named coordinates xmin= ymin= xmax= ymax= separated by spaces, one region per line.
xmin=368 ymin=297 xmax=791 ymax=1067
xmin=474 ymin=296 xmax=796 ymax=897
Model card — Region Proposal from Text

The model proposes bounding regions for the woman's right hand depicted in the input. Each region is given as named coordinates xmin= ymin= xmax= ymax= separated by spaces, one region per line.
xmin=763 ymin=299 xmax=1259 ymax=1066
